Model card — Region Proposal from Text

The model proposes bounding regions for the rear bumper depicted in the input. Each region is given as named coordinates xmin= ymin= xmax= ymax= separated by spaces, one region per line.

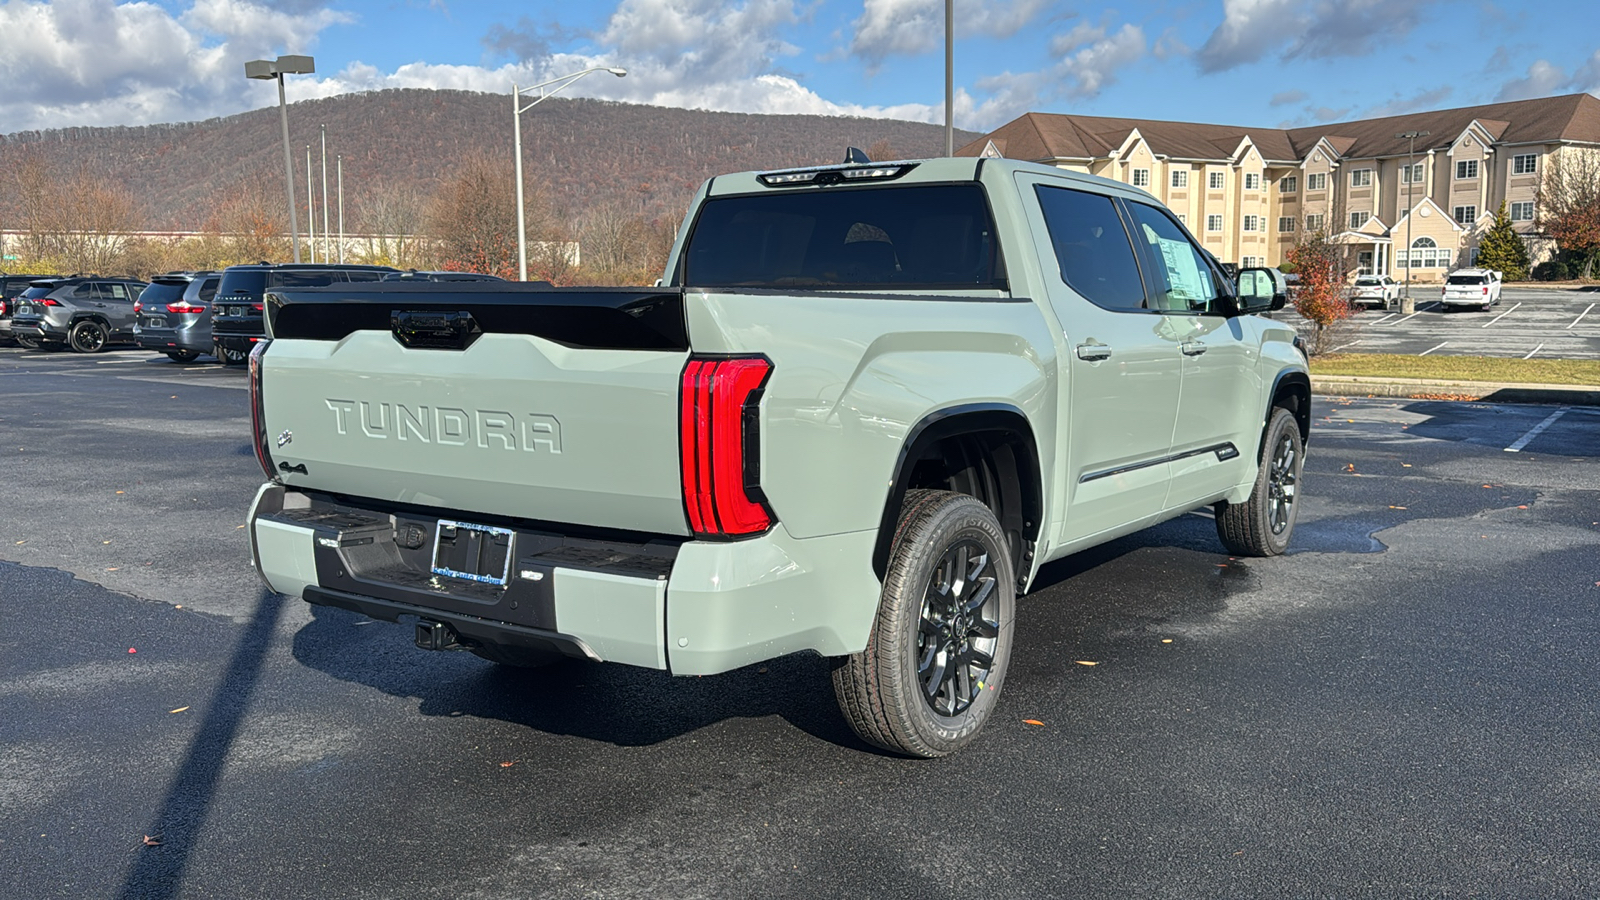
xmin=138 ymin=327 xmax=211 ymax=353
xmin=10 ymin=320 xmax=63 ymax=341
xmin=216 ymin=334 xmax=263 ymax=353
xmin=247 ymin=485 xmax=881 ymax=676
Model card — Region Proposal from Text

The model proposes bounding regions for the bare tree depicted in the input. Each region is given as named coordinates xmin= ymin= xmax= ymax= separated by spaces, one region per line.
xmin=1535 ymin=148 xmax=1600 ymax=278
xmin=426 ymin=151 xmax=519 ymax=279
xmin=356 ymin=180 xmax=430 ymax=268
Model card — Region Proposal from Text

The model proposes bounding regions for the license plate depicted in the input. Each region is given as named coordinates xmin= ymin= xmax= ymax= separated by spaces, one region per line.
xmin=17 ymin=305 xmax=32 ymax=315
xmin=145 ymin=316 xmax=166 ymax=327
xmin=430 ymin=520 xmax=514 ymax=586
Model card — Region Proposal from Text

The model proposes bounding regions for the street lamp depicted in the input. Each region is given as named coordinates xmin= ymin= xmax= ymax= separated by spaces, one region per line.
xmin=245 ymin=54 xmax=315 ymax=264
xmin=513 ymin=66 xmax=626 ymax=281
xmin=1396 ymin=129 xmax=1430 ymax=314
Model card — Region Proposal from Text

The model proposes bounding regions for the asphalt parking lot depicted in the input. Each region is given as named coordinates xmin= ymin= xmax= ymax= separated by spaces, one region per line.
xmin=3 ymin=346 xmax=1600 ymax=899
xmin=1276 ymin=284 xmax=1600 ymax=359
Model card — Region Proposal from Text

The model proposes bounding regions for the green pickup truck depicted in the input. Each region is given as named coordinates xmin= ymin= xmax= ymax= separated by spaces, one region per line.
xmin=247 ymin=157 xmax=1309 ymax=757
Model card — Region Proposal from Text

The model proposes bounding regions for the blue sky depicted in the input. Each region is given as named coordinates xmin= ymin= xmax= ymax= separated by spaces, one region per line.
xmin=1 ymin=0 xmax=1597 ymax=136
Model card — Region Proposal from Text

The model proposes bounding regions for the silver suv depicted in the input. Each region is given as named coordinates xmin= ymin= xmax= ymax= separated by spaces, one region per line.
xmin=134 ymin=271 xmax=221 ymax=362
xmin=9 ymin=276 xmax=150 ymax=352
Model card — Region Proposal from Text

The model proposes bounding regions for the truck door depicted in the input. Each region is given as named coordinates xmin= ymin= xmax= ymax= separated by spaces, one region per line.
xmin=1119 ymin=200 xmax=1261 ymax=509
xmin=1017 ymin=176 xmax=1181 ymax=544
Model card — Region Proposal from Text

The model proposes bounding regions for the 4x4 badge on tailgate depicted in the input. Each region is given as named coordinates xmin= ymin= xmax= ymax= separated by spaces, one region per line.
xmin=276 ymin=430 xmax=293 ymax=448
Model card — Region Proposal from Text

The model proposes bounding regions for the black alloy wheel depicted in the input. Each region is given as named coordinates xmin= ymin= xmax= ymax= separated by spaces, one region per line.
xmin=69 ymin=320 xmax=107 ymax=353
xmin=217 ymin=344 xmax=248 ymax=367
xmin=1216 ymin=406 xmax=1304 ymax=556
xmin=916 ymin=540 xmax=1002 ymax=717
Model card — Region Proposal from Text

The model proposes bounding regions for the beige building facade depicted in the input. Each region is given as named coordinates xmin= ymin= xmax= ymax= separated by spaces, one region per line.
xmin=958 ymin=93 xmax=1600 ymax=281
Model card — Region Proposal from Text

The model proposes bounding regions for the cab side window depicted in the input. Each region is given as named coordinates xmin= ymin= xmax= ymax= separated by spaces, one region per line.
xmin=1034 ymin=185 xmax=1146 ymax=311
xmin=198 ymin=278 xmax=220 ymax=301
xmin=1124 ymin=202 xmax=1224 ymax=313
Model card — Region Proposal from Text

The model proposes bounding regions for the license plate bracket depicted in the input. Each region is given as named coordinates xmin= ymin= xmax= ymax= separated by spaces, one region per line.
xmin=431 ymin=520 xmax=515 ymax=586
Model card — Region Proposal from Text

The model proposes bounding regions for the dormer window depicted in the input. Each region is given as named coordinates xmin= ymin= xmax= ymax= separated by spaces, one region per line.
xmin=1455 ymin=160 xmax=1479 ymax=180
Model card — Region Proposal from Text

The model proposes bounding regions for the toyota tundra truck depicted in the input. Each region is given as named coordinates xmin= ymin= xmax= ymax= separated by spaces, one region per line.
xmin=246 ymin=156 xmax=1310 ymax=757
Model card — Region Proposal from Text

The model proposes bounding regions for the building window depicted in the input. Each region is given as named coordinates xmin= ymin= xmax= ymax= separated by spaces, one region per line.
xmin=1176 ymin=213 xmax=1187 ymax=225
xmin=1351 ymin=168 xmax=1373 ymax=187
xmin=1408 ymin=236 xmax=1450 ymax=269
xmin=1209 ymin=171 xmax=1225 ymax=189
xmin=1455 ymin=159 xmax=1479 ymax=180
xmin=1510 ymin=201 xmax=1534 ymax=221
xmin=1132 ymin=168 xmax=1151 ymax=187
xmin=1171 ymin=170 xmax=1188 ymax=188
xmin=1206 ymin=214 xmax=1223 ymax=232
xmin=1512 ymin=154 xmax=1537 ymax=175
xmin=1349 ymin=211 xmax=1368 ymax=229
xmin=1242 ymin=256 xmax=1262 ymax=267
xmin=1278 ymin=216 xmax=1296 ymax=233
xmin=1279 ymin=175 xmax=1298 ymax=193
xmin=1306 ymin=214 xmax=1324 ymax=232
xmin=1307 ymin=172 xmax=1327 ymax=191
xmin=1244 ymin=173 xmax=1260 ymax=190
xmin=1240 ymin=215 xmax=1257 ymax=232
xmin=1400 ymin=162 xmax=1424 ymax=184
xmin=1454 ymin=205 xmax=1477 ymax=224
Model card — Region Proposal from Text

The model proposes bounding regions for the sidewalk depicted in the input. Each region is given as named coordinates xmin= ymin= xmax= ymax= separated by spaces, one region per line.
xmin=1312 ymin=374 xmax=1600 ymax=406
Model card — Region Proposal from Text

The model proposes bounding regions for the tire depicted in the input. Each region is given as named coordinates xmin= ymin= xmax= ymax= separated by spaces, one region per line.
xmin=469 ymin=643 xmax=564 ymax=669
xmin=69 ymin=320 xmax=107 ymax=353
xmin=1216 ymin=407 xmax=1304 ymax=557
xmin=15 ymin=335 xmax=40 ymax=350
xmin=217 ymin=344 xmax=247 ymax=367
xmin=832 ymin=489 xmax=1016 ymax=758
xmin=166 ymin=350 xmax=200 ymax=363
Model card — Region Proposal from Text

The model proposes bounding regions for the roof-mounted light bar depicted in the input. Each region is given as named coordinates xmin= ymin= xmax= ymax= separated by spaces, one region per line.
xmin=758 ymin=162 xmax=917 ymax=188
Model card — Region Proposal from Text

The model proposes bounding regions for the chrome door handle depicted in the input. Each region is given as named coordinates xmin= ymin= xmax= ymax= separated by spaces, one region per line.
xmin=1180 ymin=341 xmax=1207 ymax=356
xmin=1075 ymin=343 xmax=1112 ymax=361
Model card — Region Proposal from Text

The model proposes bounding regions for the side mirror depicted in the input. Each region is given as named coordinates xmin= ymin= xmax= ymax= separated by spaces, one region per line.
xmin=1236 ymin=267 xmax=1288 ymax=313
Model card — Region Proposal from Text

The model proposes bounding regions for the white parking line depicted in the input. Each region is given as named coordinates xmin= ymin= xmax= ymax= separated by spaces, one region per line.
xmin=1569 ymin=303 xmax=1596 ymax=330
xmin=1419 ymin=341 xmax=1447 ymax=356
xmin=94 ymin=358 xmax=152 ymax=365
xmin=1385 ymin=312 xmax=1423 ymax=327
xmin=1481 ymin=301 xmax=1522 ymax=328
xmin=1330 ymin=339 xmax=1364 ymax=352
xmin=1524 ymin=343 xmax=1544 ymax=359
xmin=1504 ymin=406 xmax=1570 ymax=453
xmin=1369 ymin=313 xmax=1398 ymax=325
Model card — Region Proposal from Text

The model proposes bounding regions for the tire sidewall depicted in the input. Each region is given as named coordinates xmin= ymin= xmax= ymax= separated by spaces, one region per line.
xmin=885 ymin=498 xmax=1016 ymax=754
xmin=70 ymin=320 xmax=106 ymax=353
xmin=1255 ymin=409 xmax=1303 ymax=554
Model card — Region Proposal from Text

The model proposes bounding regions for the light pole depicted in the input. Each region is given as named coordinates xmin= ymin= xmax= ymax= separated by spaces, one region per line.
xmin=513 ymin=66 xmax=626 ymax=281
xmin=244 ymin=55 xmax=315 ymax=264
xmin=944 ymin=0 xmax=953 ymax=156
xmin=337 ymin=155 xmax=345 ymax=264
xmin=306 ymin=144 xmax=316 ymax=263
xmin=1396 ymin=129 xmax=1430 ymax=314
xmin=321 ymin=124 xmax=331 ymax=264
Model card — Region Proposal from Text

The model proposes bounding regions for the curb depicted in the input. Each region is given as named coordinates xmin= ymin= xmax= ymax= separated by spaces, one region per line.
xmin=1312 ymin=374 xmax=1600 ymax=407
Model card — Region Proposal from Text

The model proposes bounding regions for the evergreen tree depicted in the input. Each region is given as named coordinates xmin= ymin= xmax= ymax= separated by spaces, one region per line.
xmin=1476 ymin=200 xmax=1531 ymax=281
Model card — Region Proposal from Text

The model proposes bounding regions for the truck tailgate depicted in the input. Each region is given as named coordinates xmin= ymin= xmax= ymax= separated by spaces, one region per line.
xmin=259 ymin=286 xmax=691 ymax=536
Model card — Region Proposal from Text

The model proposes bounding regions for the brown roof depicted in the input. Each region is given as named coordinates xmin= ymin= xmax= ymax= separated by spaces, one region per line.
xmin=957 ymin=93 xmax=1600 ymax=165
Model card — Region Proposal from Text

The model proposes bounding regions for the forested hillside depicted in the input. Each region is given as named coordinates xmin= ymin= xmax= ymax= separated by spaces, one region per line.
xmin=0 ymin=89 xmax=979 ymax=232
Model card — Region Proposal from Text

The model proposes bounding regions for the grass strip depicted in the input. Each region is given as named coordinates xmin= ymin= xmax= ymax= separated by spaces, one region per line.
xmin=1310 ymin=353 xmax=1600 ymax=386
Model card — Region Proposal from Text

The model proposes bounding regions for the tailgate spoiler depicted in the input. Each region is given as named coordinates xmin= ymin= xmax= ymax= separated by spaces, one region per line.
xmin=266 ymin=283 xmax=688 ymax=351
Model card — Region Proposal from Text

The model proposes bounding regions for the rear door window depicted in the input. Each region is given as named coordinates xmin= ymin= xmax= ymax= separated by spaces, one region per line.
xmin=1033 ymin=185 xmax=1147 ymax=311
xmin=198 ymin=278 xmax=220 ymax=301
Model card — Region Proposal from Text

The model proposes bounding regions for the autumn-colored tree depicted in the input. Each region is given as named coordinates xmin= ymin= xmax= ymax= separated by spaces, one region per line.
xmin=426 ymin=151 xmax=566 ymax=280
xmin=354 ymin=180 xmax=431 ymax=269
xmin=1535 ymin=149 xmax=1600 ymax=279
xmin=1287 ymin=222 xmax=1351 ymax=355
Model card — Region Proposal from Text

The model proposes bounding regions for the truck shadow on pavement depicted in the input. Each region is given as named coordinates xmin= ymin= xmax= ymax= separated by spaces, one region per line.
xmin=290 ymin=602 xmax=868 ymax=752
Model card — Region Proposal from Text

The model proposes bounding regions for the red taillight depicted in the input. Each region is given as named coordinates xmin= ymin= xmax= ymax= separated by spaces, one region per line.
xmin=40 ymin=298 xmax=62 ymax=306
xmin=253 ymin=303 xmax=264 ymax=311
xmin=167 ymin=302 xmax=206 ymax=314
xmin=680 ymin=356 xmax=773 ymax=536
xmin=248 ymin=341 xmax=275 ymax=479
xmin=133 ymin=300 xmax=142 ymax=314
xmin=1483 ymin=286 xmax=1489 ymax=295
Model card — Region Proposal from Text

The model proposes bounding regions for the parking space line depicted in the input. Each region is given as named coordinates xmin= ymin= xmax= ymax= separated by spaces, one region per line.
xmin=1385 ymin=312 xmax=1423 ymax=326
xmin=1569 ymin=303 xmax=1596 ymax=330
xmin=1331 ymin=339 xmax=1363 ymax=352
xmin=1419 ymin=341 xmax=1447 ymax=356
xmin=1480 ymin=301 xmax=1522 ymax=328
xmin=1504 ymin=406 xmax=1570 ymax=453
xmin=1368 ymin=313 xmax=1398 ymax=325
xmin=1524 ymin=343 xmax=1543 ymax=359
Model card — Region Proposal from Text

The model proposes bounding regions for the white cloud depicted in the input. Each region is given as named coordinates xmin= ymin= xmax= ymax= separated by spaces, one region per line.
xmin=0 ymin=0 xmax=350 ymax=132
xmin=1569 ymin=50 xmax=1600 ymax=95
xmin=1196 ymin=0 xmax=1436 ymax=74
xmin=1494 ymin=60 xmax=1567 ymax=102
xmin=963 ymin=21 xmax=1145 ymax=128
xmin=847 ymin=0 xmax=1050 ymax=68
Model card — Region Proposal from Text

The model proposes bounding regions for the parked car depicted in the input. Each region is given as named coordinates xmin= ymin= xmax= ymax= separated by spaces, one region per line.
xmin=211 ymin=264 xmax=399 ymax=365
xmin=134 ymin=271 xmax=221 ymax=362
xmin=8 ymin=276 xmax=150 ymax=352
xmin=1 ymin=273 xmax=63 ymax=344
xmin=1441 ymin=268 xmax=1503 ymax=311
xmin=1348 ymin=275 xmax=1399 ymax=310
xmin=379 ymin=270 xmax=507 ymax=282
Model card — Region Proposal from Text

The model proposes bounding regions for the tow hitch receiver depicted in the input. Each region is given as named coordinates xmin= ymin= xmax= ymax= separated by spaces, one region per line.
xmin=415 ymin=619 xmax=468 ymax=652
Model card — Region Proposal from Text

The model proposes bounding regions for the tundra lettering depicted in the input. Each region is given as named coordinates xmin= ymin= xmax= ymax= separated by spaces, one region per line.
xmin=323 ymin=399 xmax=561 ymax=452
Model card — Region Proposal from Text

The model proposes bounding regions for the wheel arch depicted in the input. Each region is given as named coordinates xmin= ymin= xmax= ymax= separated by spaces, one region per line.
xmin=872 ymin=403 xmax=1043 ymax=592
xmin=1265 ymin=369 xmax=1312 ymax=457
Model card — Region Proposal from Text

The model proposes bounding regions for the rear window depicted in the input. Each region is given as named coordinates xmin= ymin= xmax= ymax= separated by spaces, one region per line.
xmin=1355 ymin=277 xmax=1380 ymax=285
xmin=1446 ymin=275 xmax=1486 ymax=285
xmin=270 ymin=271 xmax=340 ymax=288
xmin=217 ymin=270 xmax=267 ymax=298
xmin=20 ymin=286 xmax=54 ymax=299
xmin=139 ymin=282 xmax=188 ymax=305
xmin=681 ymin=184 xmax=1003 ymax=289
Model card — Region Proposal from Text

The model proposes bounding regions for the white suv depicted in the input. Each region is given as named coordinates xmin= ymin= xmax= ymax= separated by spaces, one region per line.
xmin=1441 ymin=268 xmax=1502 ymax=311
xmin=1349 ymin=275 xmax=1399 ymax=310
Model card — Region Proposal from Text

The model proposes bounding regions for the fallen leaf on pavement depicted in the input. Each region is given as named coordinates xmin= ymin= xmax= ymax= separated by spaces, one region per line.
xmin=1401 ymin=463 xmax=1412 ymax=467
xmin=500 ymin=761 xmax=514 ymax=768
xmin=1389 ymin=506 xmax=1407 ymax=509
xmin=127 ymin=648 xmax=136 ymax=654
xmin=1023 ymin=719 xmax=1044 ymax=726
xmin=169 ymin=707 xmax=189 ymax=714
xmin=1161 ymin=639 xmax=1173 ymax=644
xmin=1517 ymin=505 xmax=1528 ymax=510
xmin=1075 ymin=660 xmax=1098 ymax=666
xmin=142 ymin=835 xmax=162 ymax=847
